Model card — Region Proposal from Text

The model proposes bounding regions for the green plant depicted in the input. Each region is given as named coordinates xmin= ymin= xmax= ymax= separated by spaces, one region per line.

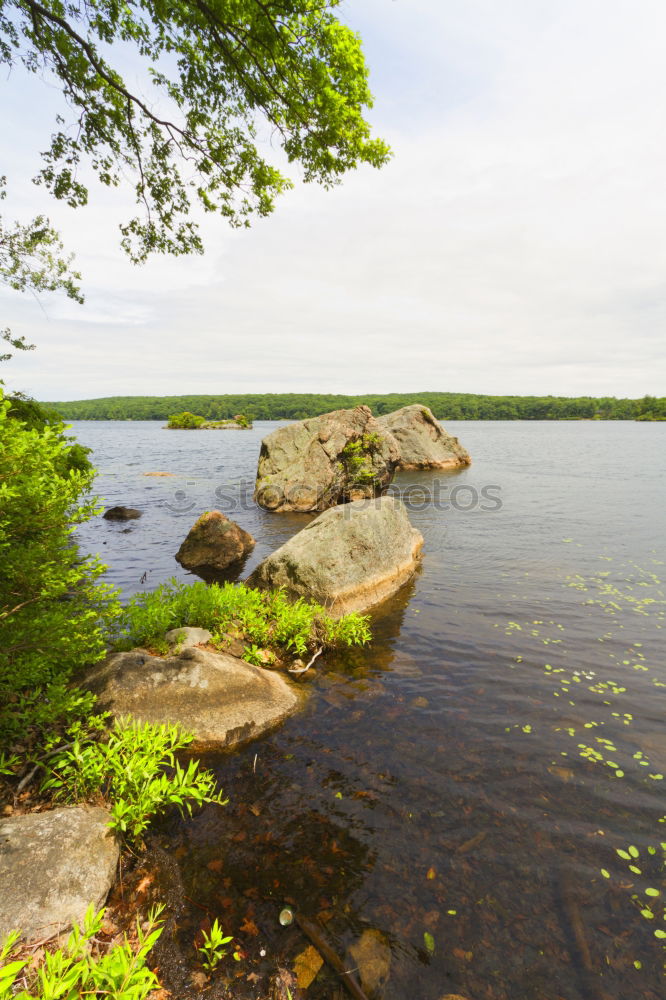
xmin=197 ymin=919 xmax=239 ymax=973
xmin=243 ymin=644 xmax=268 ymax=666
xmin=0 ymin=394 xmax=120 ymax=752
xmin=116 ymin=579 xmax=371 ymax=662
xmin=166 ymin=410 xmax=206 ymax=429
xmin=340 ymin=434 xmax=382 ymax=486
xmin=42 ymin=718 xmax=227 ymax=844
xmin=0 ymin=904 xmax=164 ymax=1000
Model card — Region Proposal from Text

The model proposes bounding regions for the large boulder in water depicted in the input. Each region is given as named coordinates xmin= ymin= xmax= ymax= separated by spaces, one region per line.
xmin=246 ymin=496 xmax=424 ymax=616
xmin=254 ymin=406 xmax=400 ymax=513
xmin=84 ymin=645 xmax=302 ymax=750
xmin=377 ymin=404 xmax=471 ymax=469
xmin=0 ymin=806 xmax=119 ymax=942
xmin=176 ymin=510 xmax=255 ymax=573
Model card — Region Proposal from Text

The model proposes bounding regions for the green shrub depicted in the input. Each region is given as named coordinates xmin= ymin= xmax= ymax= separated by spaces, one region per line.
xmin=42 ymin=718 xmax=227 ymax=845
xmin=2 ymin=395 xmax=92 ymax=473
xmin=0 ymin=904 xmax=163 ymax=999
xmin=115 ymin=578 xmax=371 ymax=661
xmin=0 ymin=394 xmax=120 ymax=751
xmin=166 ymin=410 xmax=206 ymax=429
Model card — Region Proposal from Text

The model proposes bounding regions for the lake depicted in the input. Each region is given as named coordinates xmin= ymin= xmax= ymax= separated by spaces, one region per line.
xmin=71 ymin=419 xmax=666 ymax=1000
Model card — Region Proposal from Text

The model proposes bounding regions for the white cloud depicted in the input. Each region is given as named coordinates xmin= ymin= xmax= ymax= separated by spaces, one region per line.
xmin=2 ymin=0 xmax=665 ymax=398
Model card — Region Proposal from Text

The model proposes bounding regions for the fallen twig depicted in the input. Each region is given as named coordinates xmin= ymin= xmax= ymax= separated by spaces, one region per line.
xmin=16 ymin=741 xmax=77 ymax=793
xmin=289 ymin=647 xmax=323 ymax=675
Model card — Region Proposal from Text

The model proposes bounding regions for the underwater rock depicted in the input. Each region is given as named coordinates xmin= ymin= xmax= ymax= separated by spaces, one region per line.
xmin=346 ymin=929 xmax=391 ymax=995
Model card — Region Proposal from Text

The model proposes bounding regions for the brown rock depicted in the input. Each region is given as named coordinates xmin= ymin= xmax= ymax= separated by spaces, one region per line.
xmin=176 ymin=510 xmax=255 ymax=573
xmin=103 ymin=505 xmax=142 ymax=520
xmin=346 ymin=929 xmax=391 ymax=994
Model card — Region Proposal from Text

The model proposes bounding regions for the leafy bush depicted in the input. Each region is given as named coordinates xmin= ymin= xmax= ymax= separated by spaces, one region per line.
xmin=0 ymin=904 xmax=163 ymax=999
xmin=42 ymin=718 xmax=227 ymax=844
xmin=116 ymin=579 xmax=371 ymax=661
xmin=0 ymin=394 xmax=120 ymax=750
xmin=166 ymin=410 xmax=206 ymax=429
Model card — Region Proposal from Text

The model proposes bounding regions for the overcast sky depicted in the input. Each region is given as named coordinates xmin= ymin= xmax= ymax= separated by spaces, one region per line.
xmin=2 ymin=0 xmax=665 ymax=401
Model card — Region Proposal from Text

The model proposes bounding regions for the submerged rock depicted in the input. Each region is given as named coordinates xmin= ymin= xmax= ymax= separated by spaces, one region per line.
xmin=377 ymin=404 xmax=471 ymax=469
xmin=0 ymin=806 xmax=118 ymax=942
xmin=247 ymin=496 xmax=424 ymax=616
xmin=84 ymin=645 xmax=302 ymax=749
xmin=346 ymin=929 xmax=391 ymax=994
xmin=254 ymin=405 xmax=400 ymax=512
xmin=176 ymin=510 xmax=255 ymax=573
xmin=103 ymin=505 xmax=142 ymax=520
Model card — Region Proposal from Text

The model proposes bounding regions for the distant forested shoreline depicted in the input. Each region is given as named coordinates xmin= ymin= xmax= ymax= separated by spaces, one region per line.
xmin=43 ymin=392 xmax=666 ymax=422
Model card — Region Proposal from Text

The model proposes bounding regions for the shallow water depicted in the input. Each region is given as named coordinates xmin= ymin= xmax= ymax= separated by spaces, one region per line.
xmin=73 ymin=419 xmax=666 ymax=999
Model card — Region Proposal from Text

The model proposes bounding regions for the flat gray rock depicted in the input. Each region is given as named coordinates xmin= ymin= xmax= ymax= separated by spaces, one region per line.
xmin=84 ymin=646 xmax=303 ymax=749
xmin=0 ymin=806 xmax=118 ymax=943
xmin=164 ymin=626 xmax=212 ymax=649
xmin=247 ymin=496 xmax=424 ymax=616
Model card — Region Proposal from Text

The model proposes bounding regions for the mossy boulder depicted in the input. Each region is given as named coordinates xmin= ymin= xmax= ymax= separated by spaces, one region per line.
xmin=254 ymin=406 xmax=400 ymax=513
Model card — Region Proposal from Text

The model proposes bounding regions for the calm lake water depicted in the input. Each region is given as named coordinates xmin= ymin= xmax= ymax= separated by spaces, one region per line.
xmin=72 ymin=419 xmax=666 ymax=1000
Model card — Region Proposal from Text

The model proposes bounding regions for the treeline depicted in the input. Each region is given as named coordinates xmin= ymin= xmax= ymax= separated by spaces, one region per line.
xmin=43 ymin=392 xmax=666 ymax=422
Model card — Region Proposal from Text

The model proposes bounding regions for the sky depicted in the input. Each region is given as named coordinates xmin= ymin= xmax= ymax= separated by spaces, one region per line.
xmin=1 ymin=0 xmax=665 ymax=401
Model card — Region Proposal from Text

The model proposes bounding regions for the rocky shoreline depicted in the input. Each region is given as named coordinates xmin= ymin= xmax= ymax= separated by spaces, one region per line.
xmin=1 ymin=403 xmax=471 ymax=996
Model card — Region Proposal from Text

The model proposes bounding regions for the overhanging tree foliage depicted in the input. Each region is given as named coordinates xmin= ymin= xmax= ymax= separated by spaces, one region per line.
xmin=1 ymin=0 xmax=390 ymax=262
xmin=0 ymin=175 xmax=83 ymax=363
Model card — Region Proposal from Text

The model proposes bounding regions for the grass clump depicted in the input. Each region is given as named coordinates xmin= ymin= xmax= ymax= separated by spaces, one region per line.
xmin=116 ymin=579 xmax=371 ymax=661
xmin=41 ymin=718 xmax=226 ymax=845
